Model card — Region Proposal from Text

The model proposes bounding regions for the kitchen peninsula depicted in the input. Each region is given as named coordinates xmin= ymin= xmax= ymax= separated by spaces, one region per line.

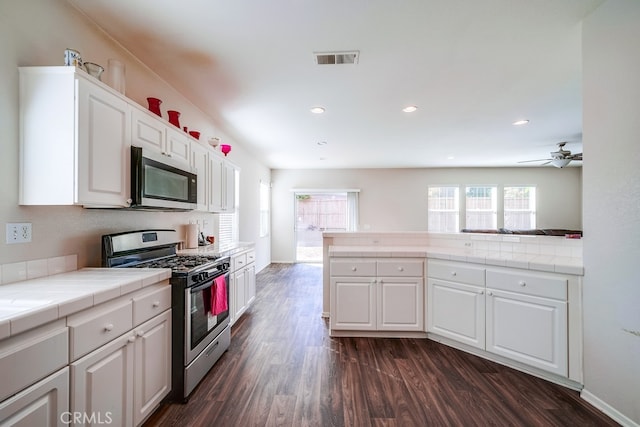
xmin=323 ymin=231 xmax=584 ymax=390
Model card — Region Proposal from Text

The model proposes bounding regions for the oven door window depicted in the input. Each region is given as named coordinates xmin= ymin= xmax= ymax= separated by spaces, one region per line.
xmin=190 ymin=277 xmax=229 ymax=350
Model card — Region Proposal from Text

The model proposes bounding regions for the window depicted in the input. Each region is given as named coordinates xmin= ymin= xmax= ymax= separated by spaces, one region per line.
xmin=260 ymin=181 xmax=270 ymax=237
xmin=428 ymin=186 xmax=459 ymax=232
xmin=465 ymin=186 xmax=497 ymax=229
xmin=504 ymin=186 xmax=536 ymax=230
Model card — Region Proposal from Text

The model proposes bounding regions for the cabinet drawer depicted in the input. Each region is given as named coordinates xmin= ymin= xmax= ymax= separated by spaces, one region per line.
xmin=428 ymin=260 xmax=485 ymax=286
xmin=377 ymin=259 xmax=424 ymax=277
xmin=0 ymin=321 xmax=68 ymax=402
xmin=246 ymin=250 xmax=256 ymax=265
xmin=68 ymin=299 xmax=133 ymax=361
xmin=233 ymin=254 xmax=247 ymax=271
xmin=133 ymin=285 xmax=171 ymax=326
xmin=487 ymin=270 xmax=567 ymax=300
xmin=330 ymin=259 xmax=376 ymax=277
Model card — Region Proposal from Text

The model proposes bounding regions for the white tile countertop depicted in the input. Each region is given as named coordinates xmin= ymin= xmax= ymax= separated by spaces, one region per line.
xmin=0 ymin=268 xmax=171 ymax=341
xmin=328 ymin=245 xmax=584 ymax=276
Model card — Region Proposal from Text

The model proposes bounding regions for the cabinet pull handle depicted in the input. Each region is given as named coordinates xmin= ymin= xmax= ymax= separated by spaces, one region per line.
xmin=451 ymin=271 xmax=457 ymax=276
xmin=152 ymin=301 xmax=160 ymax=308
xmin=104 ymin=323 xmax=114 ymax=332
xmin=519 ymin=281 xmax=526 ymax=287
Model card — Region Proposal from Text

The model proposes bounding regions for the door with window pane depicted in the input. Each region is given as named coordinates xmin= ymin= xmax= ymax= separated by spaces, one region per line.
xmin=295 ymin=192 xmax=347 ymax=262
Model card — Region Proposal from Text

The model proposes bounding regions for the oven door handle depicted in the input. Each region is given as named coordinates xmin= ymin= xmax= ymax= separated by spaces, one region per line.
xmin=190 ymin=271 xmax=228 ymax=293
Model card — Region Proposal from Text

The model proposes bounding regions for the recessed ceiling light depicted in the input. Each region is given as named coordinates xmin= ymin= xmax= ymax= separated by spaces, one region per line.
xmin=447 ymin=156 xmax=455 ymax=160
xmin=512 ymin=119 xmax=530 ymax=126
xmin=402 ymin=105 xmax=418 ymax=113
xmin=310 ymin=107 xmax=325 ymax=114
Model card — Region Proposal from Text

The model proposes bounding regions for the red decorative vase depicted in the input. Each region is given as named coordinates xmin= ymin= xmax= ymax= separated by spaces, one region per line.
xmin=146 ymin=97 xmax=162 ymax=116
xmin=167 ymin=110 xmax=181 ymax=128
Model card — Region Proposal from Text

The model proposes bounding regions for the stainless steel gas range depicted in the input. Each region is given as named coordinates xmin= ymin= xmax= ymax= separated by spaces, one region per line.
xmin=102 ymin=229 xmax=231 ymax=401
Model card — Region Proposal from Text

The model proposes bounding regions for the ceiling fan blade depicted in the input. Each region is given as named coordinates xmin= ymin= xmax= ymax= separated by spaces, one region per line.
xmin=541 ymin=161 xmax=552 ymax=166
xmin=518 ymin=158 xmax=552 ymax=163
xmin=570 ymin=153 xmax=583 ymax=160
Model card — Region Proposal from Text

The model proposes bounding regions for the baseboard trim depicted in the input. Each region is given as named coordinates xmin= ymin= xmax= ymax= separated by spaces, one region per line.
xmin=581 ymin=389 xmax=639 ymax=427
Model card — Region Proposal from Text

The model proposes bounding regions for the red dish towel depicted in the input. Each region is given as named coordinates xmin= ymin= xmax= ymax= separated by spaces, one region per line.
xmin=211 ymin=275 xmax=228 ymax=315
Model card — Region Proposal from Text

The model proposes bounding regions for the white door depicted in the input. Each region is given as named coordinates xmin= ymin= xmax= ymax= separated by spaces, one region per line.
xmin=0 ymin=368 xmax=69 ymax=427
xmin=427 ymin=279 xmax=485 ymax=349
xmin=190 ymin=142 xmax=209 ymax=211
xmin=71 ymin=333 xmax=135 ymax=427
xmin=245 ymin=263 xmax=256 ymax=307
xmin=131 ymin=107 xmax=165 ymax=153
xmin=486 ymin=288 xmax=568 ymax=376
xmin=166 ymin=126 xmax=191 ymax=165
xmin=378 ymin=277 xmax=424 ymax=331
xmin=330 ymin=277 xmax=376 ymax=330
xmin=233 ymin=268 xmax=247 ymax=321
xmin=76 ymin=77 xmax=130 ymax=207
xmin=133 ymin=311 xmax=172 ymax=426
xmin=208 ymin=154 xmax=224 ymax=212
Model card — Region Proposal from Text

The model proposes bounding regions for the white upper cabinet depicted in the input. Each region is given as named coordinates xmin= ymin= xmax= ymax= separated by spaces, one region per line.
xmin=131 ymin=106 xmax=190 ymax=165
xmin=19 ymin=66 xmax=131 ymax=207
xmin=190 ymin=142 xmax=238 ymax=213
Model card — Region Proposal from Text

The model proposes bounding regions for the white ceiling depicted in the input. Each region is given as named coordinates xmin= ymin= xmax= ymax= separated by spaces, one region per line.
xmin=67 ymin=0 xmax=602 ymax=169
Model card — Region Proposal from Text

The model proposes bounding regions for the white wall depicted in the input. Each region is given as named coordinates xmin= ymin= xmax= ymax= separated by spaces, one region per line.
xmin=271 ymin=167 xmax=582 ymax=262
xmin=582 ymin=1 xmax=640 ymax=424
xmin=0 ymin=0 xmax=270 ymax=271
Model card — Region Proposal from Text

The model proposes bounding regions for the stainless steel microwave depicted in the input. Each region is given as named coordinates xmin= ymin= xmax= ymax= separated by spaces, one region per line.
xmin=130 ymin=146 xmax=197 ymax=211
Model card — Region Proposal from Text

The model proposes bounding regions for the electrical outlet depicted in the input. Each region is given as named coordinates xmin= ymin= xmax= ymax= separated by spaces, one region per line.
xmin=6 ymin=223 xmax=32 ymax=244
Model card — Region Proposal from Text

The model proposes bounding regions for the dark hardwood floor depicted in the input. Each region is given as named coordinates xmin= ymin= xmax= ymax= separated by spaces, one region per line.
xmin=144 ymin=263 xmax=617 ymax=427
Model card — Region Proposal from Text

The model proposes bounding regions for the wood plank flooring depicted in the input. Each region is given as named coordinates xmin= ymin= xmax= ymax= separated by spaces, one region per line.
xmin=144 ymin=263 xmax=617 ymax=427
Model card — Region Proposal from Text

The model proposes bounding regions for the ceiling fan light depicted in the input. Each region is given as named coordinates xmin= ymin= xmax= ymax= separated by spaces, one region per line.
xmin=551 ymin=158 xmax=571 ymax=168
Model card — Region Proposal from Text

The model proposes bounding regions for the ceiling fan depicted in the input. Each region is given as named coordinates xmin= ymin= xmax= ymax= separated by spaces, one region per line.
xmin=518 ymin=142 xmax=583 ymax=168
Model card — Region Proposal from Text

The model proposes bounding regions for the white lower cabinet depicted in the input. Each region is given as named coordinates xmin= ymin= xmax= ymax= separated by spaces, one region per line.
xmin=330 ymin=258 xmax=424 ymax=333
xmin=0 ymin=367 xmax=69 ymax=427
xmin=68 ymin=285 xmax=172 ymax=427
xmin=427 ymin=260 xmax=568 ymax=377
xmin=230 ymin=250 xmax=256 ymax=325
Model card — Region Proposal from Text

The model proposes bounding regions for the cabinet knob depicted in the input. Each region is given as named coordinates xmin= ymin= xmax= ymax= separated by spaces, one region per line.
xmin=104 ymin=323 xmax=114 ymax=332
xmin=398 ymin=266 xmax=404 ymax=272
xmin=451 ymin=271 xmax=457 ymax=276
xmin=351 ymin=267 xmax=357 ymax=271
xmin=137 ymin=330 xmax=145 ymax=337
xmin=126 ymin=198 xmax=133 ymax=206
xmin=128 ymin=336 xmax=136 ymax=343
xmin=479 ymin=290 xmax=484 ymax=295
xmin=152 ymin=301 xmax=160 ymax=308
xmin=487 ymin=291 xmax=493 ymax=296
xmin=519 ymin=281 xmax=526 ymax=287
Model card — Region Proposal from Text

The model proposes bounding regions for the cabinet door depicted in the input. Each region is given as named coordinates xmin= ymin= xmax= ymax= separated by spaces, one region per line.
xmin=190 ymin=142 xmax=209 ymax=211
xmin=76 ymin=77 xmax=130 ymax=207
xmin=208 ymin=154 xmax=224 ymax=212
xmin=427 ymin=279 xmax=485 ymax=349
xmin=133 ymin=310 xmax=171 ymax=426
xmin=378 ymin=277 xmax=424 ymax=331
xmin=0 ymin=368 xmax=69 ymax=427
xmin=330 ymin=277 xmax=376 ymax=330
xmin=166 ymin=127 xmax=190 ymax=164
xmin=71 ymin=332 xmax=135 ymax=427
xmin=245 ymin=264 xmax=256 ymax=307
xmin=131 ymin=107 xmax=165 ymax=153
xmin=233 ymin=268 xmax=247 ymax=321
xmin=486 ymin=289 xmax=568 ymax=376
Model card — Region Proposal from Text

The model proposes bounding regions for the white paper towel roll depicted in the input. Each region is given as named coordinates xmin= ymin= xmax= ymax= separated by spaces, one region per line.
xmin=185 ymin=223 xmax=198 ymax=249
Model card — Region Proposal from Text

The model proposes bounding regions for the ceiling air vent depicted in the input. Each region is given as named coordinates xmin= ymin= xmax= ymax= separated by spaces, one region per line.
xmin=314 ymin=51 xmax=359 ymax=65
